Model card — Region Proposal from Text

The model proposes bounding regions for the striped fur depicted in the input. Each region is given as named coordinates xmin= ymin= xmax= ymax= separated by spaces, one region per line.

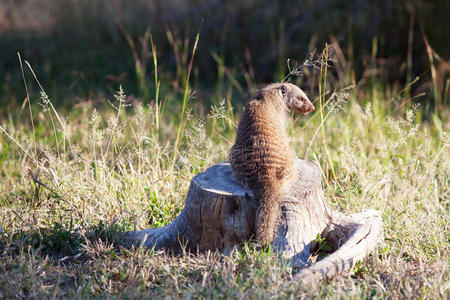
xmin=229 ymin=83 xmax=314 ymax=244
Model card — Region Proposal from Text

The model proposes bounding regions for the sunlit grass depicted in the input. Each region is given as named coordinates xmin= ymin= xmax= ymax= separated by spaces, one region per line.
xmin=0 ymin=45 xmax=448 ymax=298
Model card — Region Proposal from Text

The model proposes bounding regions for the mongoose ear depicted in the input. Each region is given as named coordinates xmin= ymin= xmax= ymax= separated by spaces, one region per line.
xmin=254 ymin=91 xmax=262 ymax=100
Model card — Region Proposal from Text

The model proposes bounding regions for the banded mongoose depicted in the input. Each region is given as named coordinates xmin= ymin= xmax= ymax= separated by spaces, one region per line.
xmin=229 ymin=83 xmax=315 ymax=244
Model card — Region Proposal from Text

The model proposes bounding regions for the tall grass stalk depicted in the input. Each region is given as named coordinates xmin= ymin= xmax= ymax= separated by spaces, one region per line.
xmin=25 ymin=61 xmax=71 ymax=152
xmin=171 ymin=19 xmax=203 ymax=173
xmin=305 ymin=91 xmax=348 ymax=158
xmin=17 ymin=53 xmax=36 ymax=155
xmin=118 ymin=22 xmax=149 ymax=101
xmin=149 ymin=33 xmax=160 ymax=133
xmin=40 ymin=92 xmax=60 ymax=156
xmin=423 ymin=33 xmax=440 ymax=109
xmin=318 ymin=45 xmax=337 ymax=181
xmin=104 ymin=86 xmax=125 ymax=161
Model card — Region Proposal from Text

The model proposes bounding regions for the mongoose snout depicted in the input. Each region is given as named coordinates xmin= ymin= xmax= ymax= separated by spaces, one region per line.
xmin=295 ymin=96 xmax=315 ymax=114
xmin=229 ymin=82 xmax=314 ymax=244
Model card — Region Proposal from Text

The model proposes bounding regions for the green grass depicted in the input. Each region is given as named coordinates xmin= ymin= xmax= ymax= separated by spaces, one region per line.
xmin=0 ymin=44 xmax=449 ymax=298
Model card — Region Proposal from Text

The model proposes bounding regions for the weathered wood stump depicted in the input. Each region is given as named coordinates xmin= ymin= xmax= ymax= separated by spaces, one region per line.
xmin=125 ymin=159 xmax=383 ymax=283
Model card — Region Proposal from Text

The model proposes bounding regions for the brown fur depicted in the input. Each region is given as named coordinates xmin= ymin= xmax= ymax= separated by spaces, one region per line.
xmin=229 ymin=83 xmax=314 ymax=244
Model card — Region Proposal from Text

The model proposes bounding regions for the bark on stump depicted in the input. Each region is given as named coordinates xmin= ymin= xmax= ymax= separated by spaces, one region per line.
xmin=125 ymin=159 xmax=383 ymax=283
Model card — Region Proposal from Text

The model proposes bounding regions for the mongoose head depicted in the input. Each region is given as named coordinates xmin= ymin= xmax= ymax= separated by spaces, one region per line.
xmin=259 ymin=82 xmax=315 ymax=114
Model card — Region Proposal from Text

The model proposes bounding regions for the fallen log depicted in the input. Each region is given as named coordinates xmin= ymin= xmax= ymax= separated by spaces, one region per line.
xmin=125 ymin=159 xmax=383 ymax=282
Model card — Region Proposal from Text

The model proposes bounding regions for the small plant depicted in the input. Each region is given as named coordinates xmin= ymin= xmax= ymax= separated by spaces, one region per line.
xmin=313 ymin=233 xmax=333 ymax=259
xmin=353 ymin=260 xmax=369 ymax=277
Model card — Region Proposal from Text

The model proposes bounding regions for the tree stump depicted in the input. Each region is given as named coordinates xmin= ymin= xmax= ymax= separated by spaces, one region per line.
xmin=125 ymin=159 xmax=383 ymax=283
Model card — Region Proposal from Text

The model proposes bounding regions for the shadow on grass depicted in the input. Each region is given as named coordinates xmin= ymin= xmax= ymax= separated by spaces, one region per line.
xmin=0 ymin=221 xmax=127 ymax=259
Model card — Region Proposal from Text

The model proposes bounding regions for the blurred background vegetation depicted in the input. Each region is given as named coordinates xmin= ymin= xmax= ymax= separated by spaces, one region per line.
xmin=0 ymin=0 xmax=449 ymax=112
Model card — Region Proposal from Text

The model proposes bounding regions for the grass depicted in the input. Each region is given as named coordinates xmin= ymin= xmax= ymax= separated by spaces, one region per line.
xmin=0 ymin=39 xmax=449 ymax=298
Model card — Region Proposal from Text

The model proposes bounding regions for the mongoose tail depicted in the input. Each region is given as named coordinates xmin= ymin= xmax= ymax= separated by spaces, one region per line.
xmin=255 ymin=187 xmax=284 ymax=244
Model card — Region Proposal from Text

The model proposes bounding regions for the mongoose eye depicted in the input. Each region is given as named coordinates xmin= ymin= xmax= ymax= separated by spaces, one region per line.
xmin=280 ymin=86 xmax=287 ymax=96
